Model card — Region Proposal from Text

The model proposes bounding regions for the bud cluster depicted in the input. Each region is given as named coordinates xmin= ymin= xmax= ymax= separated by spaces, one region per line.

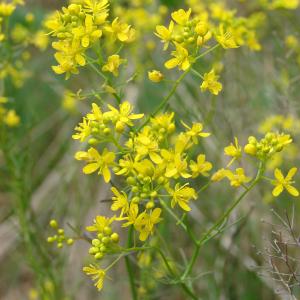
xmin=47 ymin=219 xmax=74 ymax=248
xmin=244 ymin=132 xmax=292 ymax=160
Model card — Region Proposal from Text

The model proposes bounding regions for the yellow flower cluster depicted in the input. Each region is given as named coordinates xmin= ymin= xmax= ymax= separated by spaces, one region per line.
xmin=86 ymin=216 xmax=120 ymax=260
xmin=44 ymin=1 xmax=300 ymax=294
xmin=153 ymin=5 xmax=263 ymax=96
xmin=156 ymin=8 xmax=214 ymax=72
xmin=212 ymin=131 xmax=298 ymax=198
xmin=46 ymin=0 xmax=135 ymax=79
xmin=74 ymin=101 xmax=213 ymax=243
xmin=244 ymin=132 xmax=292 ymax=160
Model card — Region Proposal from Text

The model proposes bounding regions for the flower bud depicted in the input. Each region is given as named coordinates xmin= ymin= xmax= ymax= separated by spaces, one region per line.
xmin=148 ymin=70 xmax=164 ymax=83
xmin=115 ymin=121 xmax=125 ymax=133
xmin=49 ymin=219 xmax=58 ymax=229
xmin=111 ymin=233 xmax=119 ymax=243
xmin=146 ymin=201 xmax=155 ymax=209
xmin=195 ymin=21 xmax=209 ymax=36
xmin=103 ymin=226 xmax=112 ymax=235
xmin=244 ymin=144 xmax=257 ymax=155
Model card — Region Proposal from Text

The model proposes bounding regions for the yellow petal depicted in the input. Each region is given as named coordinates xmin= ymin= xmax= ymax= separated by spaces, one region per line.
xmin=286 ymin=185 xmax=299 ymax=197
xmin=165 ymin=167 xmax=177 ymax=178
xmin=274 ymin=168 xmax=284 ymax=181
xmin=178 ymin=200 xmax=191 ymax=211
xmin=286 ymin=167 xmax=297 ymax=181
xmin=272 ymin=184 xmax=283 ymax=197
xmin=165 ymin=58 xmax=178 ymax=69
xmin=83 ymin=163 xmax=99 ymax=174
xmin=102 ymin=166 xmax=111 ymax=183
xmin=149 ymin=152 xmax=163 ymax=164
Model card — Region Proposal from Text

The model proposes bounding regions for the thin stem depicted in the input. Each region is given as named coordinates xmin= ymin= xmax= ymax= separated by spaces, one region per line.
xmin=191 ymin=68 xmax=204 ymax=79
xmin=86 ymin=56 xmax=121 ymax=104
xmin=138 ymin=68 xmax=190 ymax=130
xmin=138 ymin=44 xmax=220 ymax=131
xmin=124 ymin=226 xmax=138 ymax=300
xmin=181 ymin=162 xmax=265 ymax=281
xmin=160 ymin=198 xmax=198 ymax=245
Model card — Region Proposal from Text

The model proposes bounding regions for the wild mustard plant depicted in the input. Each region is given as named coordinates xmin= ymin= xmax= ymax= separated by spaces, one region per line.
xmin=44 ymin=1 xmax=300 ymax=299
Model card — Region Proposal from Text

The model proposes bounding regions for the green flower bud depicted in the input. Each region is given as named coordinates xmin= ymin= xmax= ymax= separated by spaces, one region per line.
xmin=146 ymin=201 xmax=155 ymax=209
xmin=244 ymin=144 xmax=257 ymax=155
xmin=126 ymin=176 xmax=136 ymax=185
xmin=67 ymin=238 xmax=74 ymax=245
xmin=49 ymin=220 xmax=58 ymax=229
xmin=92 ymin=239 xmax=101 ymax=247
xmin=47 ymin=237 xmax=54 ymax=243
xmin=102 ymin=237 xmax=110 ymax=244
xmin=103 ymin=226 xmax=112 ymax=235
xmin=110 ymin=233 xmax=119 ymax=243
xmin=58 ymin=229 xmax=64 ymax=235
xmin=89 ymin=247 xmax=98 ymax=254
xmin=95 ymin=252 xmax=104 ymax=259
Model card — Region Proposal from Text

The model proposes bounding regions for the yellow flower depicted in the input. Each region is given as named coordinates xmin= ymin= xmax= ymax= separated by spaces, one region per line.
xmin=181 ymin=121 xmax=210 ymax=144
xmin=171 ymin=8 xmax=192 ymax=25
xmin=121 ymin=202 xmax=139 ymax=227
xmin=155 ymin=21 xmax=174 ymax=50
xmin=0 ymin=3 xmax=16 ymax=17
xmin=3 ymin=109 xmax=20 ymax=127
xmin=105 ymin=17 xmax=135 ymax=42
xmin=272 ymin=168 xmax=299 ymax=197
xmin=111 ymin=187 xmax=129 ymax=217
xmin=84 ymin=0 xmax=109 ymax=25
xmin=190 ymin=154 xmax=212 ymax=177
xmin=75 ymin=147 xmax=115 ymax=182
xmin=62 ymin=90 xmax=76 ymax=112
xmin=104 ymin=101 xmax=144 ymax=133
xmin=83 ymin=264 xmax=106 ymax=291
xmin=211 ymin=168 xmax=229 ymax=182
xmin=215 ymin=24 xmax=239 ymax=49
xmin=32 ymin=30 xmax=49 ymax=51
xmin=164 ymin=152 xmax=191 ymax=179
xmin=72 ymin=14 xmax=102 ymax=48
xmin=169 ymin=183 xmax=197 ymax=211
xmin=200 ymin=69 xmax=222 ymax=95
xmin=224 ymin=137 xmax=242 ymax=166
xmin=52 ymin=50 xmax=79 ymax=79
xmin=165 ymin=43 xmax=191 ymax=71
xmin=226 ymin=168 xmax=251 ymax=187
xmin=102 ymin=55 xmax=125 ymax=76
xmin=86 ymin=215 xmax=115 ymax=232
xmin=135 ymin=208 xmax=162 ymax=241
xmin=134 ymin=127 xmax=162 ymax=164
xmin=148 ymin=70 xmax=164 ymax=82
xmin=72 ymin=118 xmax=91 ymax=142
xmin=87 ymin=102 xmax=103 ymax=122
xmin=285 ymin=35 xmax=299 ymax=50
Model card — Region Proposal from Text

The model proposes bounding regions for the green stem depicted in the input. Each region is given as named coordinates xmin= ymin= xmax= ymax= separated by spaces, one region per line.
xmin=124 ymin=226 xmax=138 ymax=300
xmin=181 ymin=162 xmax=265 ymax=281
xmin=138 ymin=68 xmax=190 ymax=130
xmin=160 ymin=198 xmax=198 ymax=245
xmin=138 ymin=44 xmax=220 ymax=131
xmin=123 ymin=245 xmax=198 ymax=299
xmin=191 ymin=68 xmax=204 ymax=79
xmin=86 ymin=57 xmax=121 ymax=104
